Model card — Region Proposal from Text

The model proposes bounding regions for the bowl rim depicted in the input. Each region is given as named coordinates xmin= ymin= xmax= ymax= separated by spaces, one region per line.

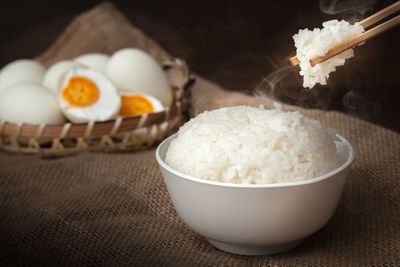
xmin=155 ymin=133 xmax=355 ymax=188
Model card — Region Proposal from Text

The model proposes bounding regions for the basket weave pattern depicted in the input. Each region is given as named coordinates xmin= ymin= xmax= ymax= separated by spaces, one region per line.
xmin=0 ymin=58 xmax=194 ymax=156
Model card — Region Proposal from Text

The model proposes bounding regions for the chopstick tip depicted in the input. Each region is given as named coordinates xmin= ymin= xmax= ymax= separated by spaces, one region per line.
xmin=289 ymin=56 xmax=300 ymax=66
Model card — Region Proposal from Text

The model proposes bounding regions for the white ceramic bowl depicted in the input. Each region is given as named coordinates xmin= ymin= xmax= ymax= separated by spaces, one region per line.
xmin=155 ymin=133 xmax=355 ymax=255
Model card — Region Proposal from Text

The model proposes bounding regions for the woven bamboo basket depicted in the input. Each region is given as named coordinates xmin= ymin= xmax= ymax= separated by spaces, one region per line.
xmin=0 ymin=58 xmax=194 ymax=157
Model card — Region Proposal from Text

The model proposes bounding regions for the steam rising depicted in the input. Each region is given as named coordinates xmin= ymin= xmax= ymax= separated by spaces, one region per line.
xmin=319 ymin=0 xmax=379 ymax=22
xmin=254 ymin=58 xmax=333 ymax=109
xmin=342 ymin=55 xmax=386 ymax=120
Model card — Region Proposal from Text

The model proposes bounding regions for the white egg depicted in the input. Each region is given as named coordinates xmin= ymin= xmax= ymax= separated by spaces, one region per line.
xmin=58 ymin=68 xmax=121 ymax=123
xmin=43 ymin=60 xmax=83 ymax=93
xmin=0 ymin=83 xmax=66 ymax=125
xmin=107 ymin=48 xmax=172 ymax=107
xmin=74 ymin=53 xmax=110 ymax=73
xmin=0 ymin=60 xmax=45 ymax=93
xmin=118 ymin=93 xmax=164 ymax=117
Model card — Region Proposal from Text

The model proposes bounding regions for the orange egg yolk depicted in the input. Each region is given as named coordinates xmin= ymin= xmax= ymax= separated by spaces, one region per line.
xmin=118 ymin=95 xmax=155 ymax=117
xmin=61 ymin=77 xmax=99 ymax=107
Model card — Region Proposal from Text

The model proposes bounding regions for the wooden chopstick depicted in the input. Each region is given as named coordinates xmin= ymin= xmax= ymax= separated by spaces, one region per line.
xmin=289 ymin=1 xmax=400 ymax=66
xmin=310 ymin=14 xmax=400 ymax=66
xmin=360 ymin=0 xmax=400 ymax=28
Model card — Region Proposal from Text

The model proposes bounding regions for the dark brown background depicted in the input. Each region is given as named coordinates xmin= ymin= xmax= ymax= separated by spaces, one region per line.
xmin=1 ymin=0 xmax=399 ymax=131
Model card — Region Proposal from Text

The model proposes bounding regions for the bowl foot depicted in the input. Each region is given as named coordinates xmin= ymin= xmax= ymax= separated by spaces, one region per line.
xmin=207 ymin=238 xmax=303 ymax=255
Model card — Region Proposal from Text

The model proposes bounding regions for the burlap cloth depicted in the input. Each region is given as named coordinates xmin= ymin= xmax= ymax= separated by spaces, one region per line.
xmin=1 ymin=3 xmax=399 ymax=266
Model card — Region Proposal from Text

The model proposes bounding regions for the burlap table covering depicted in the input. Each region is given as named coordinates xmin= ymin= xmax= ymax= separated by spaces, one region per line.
xmin=1 ymin=2 xmax=399 ymax=266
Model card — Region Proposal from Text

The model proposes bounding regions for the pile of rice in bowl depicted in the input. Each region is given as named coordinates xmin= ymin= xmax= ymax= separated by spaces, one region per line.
xmin=165 ymin=104 xmax=347 ymax=184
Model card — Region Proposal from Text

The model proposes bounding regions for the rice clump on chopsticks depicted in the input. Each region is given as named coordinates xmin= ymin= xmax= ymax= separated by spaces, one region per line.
xmin=293 ymin=20 xmax=364 ymax=88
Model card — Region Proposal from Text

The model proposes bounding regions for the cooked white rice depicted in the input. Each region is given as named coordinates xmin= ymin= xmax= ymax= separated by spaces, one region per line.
xmin=165 ymin=104 xmax=345 ymax=184
xmin=293 ymin=20 xmax=364 ymax=89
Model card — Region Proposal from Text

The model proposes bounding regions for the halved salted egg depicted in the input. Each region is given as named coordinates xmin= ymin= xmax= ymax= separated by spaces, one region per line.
xmin=117 ymin=93 xmax=167 ymax=140
xmin=58 ymin=68 xmax=121 ymax=123
xmin=118 ymin=93 xmax=163 ymax=117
